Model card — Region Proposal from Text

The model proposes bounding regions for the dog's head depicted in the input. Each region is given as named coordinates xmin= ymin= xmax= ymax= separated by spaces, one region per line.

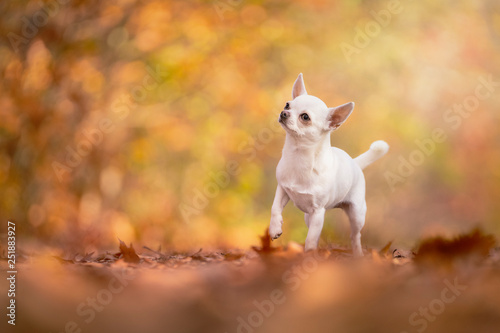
xmin=279 ymin=73 xmax=354 ymax=142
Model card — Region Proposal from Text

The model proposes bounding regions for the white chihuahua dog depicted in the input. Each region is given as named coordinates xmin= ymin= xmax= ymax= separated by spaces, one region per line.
xmin=269 ymin=73 xmax=389 ymax=256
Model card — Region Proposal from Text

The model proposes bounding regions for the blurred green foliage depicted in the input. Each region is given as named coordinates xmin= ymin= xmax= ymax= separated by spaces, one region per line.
xmin=1 ymin=0 xmax=499 ymax=251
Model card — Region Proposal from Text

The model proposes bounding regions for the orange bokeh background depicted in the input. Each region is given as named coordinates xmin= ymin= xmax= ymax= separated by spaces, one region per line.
xmin=1 ymin=0 xmax=499 ymax=252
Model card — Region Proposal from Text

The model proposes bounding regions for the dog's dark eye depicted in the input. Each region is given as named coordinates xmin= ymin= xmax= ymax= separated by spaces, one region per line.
xmin=284 ymin=102 xmax=290 ymax=110
xmin=300 ymin=113 xmax=310 ymax=121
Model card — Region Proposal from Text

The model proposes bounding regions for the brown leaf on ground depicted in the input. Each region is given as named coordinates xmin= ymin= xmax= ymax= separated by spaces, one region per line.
xmin=190 ymin=248 xmax=208 ymax=261
xmin=379 ymin=241 xmax=393 ymax=258
xmin=223 ymin=251 xmax=245 ymax=261
xmin=415 ymin=228 xmax=496 ymax=266
xmin=118 ymin=239 xmax=141 ymax=264
xmin=143 ymin=246 xmax=168 ymax=262
xmin=392 ymin=249 xmax=415 ymax=259
xmin=52 ymin=256 xmax=74 ymax=264
xmin=96 ymin=252 xmax=118 ymax=263
xmin=251 ymin=228 xmax=282 ymax=254
xmin=74 ymin=252 xmax=94 ymax=263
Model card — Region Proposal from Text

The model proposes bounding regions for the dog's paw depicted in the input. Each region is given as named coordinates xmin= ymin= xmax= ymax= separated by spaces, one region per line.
xmin=272 ymin=231 xmax=282 ymax=240
xmin=269 ymin=224 xmax=283 ymax=240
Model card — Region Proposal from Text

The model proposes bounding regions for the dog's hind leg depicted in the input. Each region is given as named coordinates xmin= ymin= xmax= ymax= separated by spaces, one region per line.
xmin=344 ymin=202 xmax=367 ymax=257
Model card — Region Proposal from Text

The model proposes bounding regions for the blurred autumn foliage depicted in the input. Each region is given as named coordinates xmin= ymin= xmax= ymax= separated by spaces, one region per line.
xmin=1 ymin=0 xmax=500 ymax=254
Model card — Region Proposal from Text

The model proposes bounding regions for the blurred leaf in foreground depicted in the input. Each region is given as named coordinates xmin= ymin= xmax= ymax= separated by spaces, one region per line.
xmin=118 ymin=239 xmax=141 ymax=264
xmin=415 ymin=228 xmax=496 ymax=267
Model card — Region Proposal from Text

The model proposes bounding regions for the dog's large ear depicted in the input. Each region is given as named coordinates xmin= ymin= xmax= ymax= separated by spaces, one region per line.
xmin=292 ymin=73 xmax=307 ymax=99
xmin=327 ymin=102 xmax=354 ymax=130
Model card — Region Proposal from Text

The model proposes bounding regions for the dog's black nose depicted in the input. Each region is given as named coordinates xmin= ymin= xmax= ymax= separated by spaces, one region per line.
xmin=280 ymin=111 xmax=290 ymax=119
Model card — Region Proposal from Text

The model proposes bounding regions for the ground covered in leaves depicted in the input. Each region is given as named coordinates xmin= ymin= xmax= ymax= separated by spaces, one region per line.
xmin=2 ymin=229 xmax=500 ymax=333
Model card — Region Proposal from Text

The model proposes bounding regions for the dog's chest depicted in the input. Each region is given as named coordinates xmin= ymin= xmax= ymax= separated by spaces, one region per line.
xmin=282 ymin=186 xmax=317 ymax=213
xmin=277 ymin=159 xmax=331 ymax=213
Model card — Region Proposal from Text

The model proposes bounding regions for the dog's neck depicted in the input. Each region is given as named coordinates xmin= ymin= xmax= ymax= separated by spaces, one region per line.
xmin=282 ymin=134 xmax=332 ymax=169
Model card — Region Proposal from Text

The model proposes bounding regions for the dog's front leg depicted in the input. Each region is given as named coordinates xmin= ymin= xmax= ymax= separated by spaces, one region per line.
xmin=304 ymin=208 xmax=326 ymax=251
xmin=269 ymin=185 xmax=289 ymax=239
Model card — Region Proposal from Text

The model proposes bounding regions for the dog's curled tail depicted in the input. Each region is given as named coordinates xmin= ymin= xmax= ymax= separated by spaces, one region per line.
xmin=354 ymin=140 xmax=389 ymax=170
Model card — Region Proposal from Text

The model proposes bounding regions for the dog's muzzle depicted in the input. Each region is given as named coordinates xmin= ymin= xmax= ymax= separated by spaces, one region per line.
xmin=279 ymin=110 xmax=290 ymax=122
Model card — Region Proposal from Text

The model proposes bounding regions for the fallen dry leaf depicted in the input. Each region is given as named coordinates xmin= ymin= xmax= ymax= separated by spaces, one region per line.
xmin=8 ymin=227 xmax=500 ymax=333
xmin=52 ymin=256 xmax=74 ymax=264
xmin=392 ymin=249 xmax=415 ymax=259
xmin=223 ymin=251 xmax=245 ymax=261
xmin=415 ymin=228 xmax=496 ymax=266
xmin=251 ymin=228 xmax=282 ymax=254
xmin=118 ymin=239 xmax=141 ymax=264
xmin=143 ymin=245 xmax=168 ymax=262
xmin=379 ymin=241 xmax=393 ymax=258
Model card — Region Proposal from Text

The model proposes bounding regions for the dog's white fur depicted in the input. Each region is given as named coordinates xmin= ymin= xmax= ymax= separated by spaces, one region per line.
xmin=269 ymin=73 xmax=389 ymax=256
